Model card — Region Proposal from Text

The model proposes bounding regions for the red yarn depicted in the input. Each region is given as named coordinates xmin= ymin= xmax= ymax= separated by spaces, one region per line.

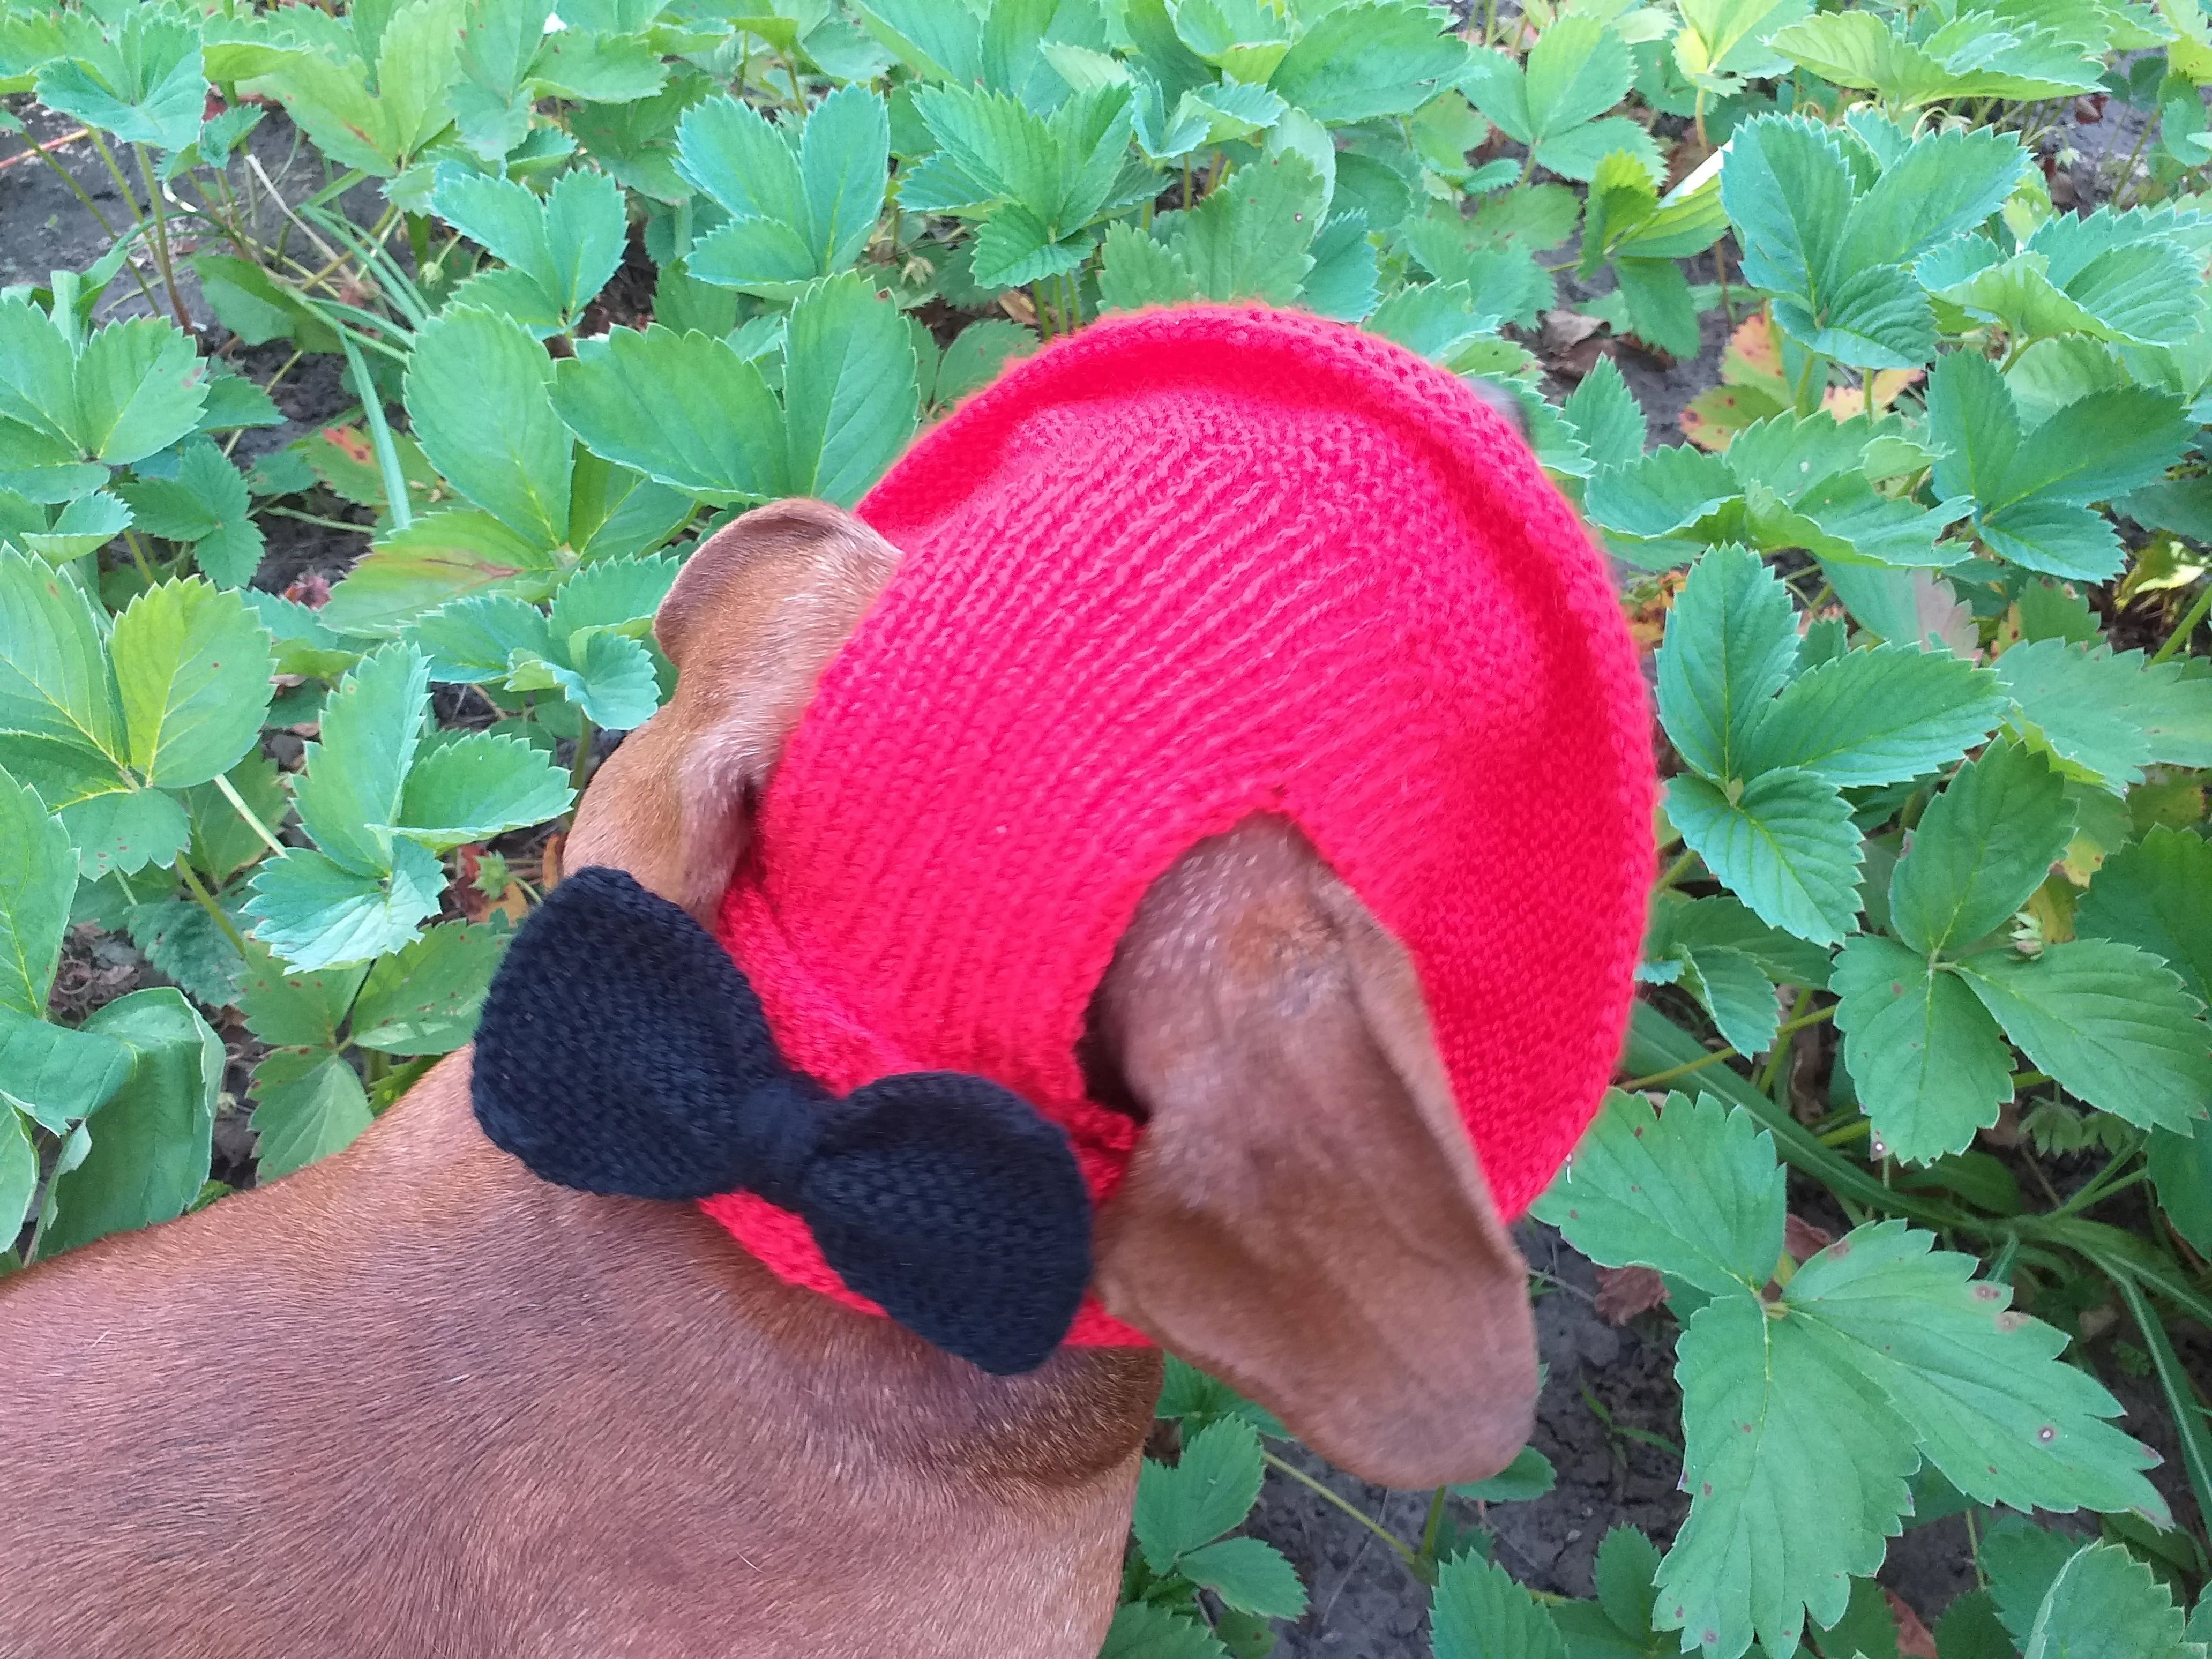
xmin=704 ymin=304 xmax=1654 ymax=1346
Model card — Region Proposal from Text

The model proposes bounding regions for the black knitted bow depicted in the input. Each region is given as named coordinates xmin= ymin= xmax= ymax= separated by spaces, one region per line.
xmin=469 ymin=865 xmax=1093 ymax=1376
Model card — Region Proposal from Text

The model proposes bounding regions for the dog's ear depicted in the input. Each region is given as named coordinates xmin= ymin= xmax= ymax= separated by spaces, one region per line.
xmin=563 ymin=500 xmax=897 ymax=922
xmin=1088 ymin=817 xmax=1539 ymax=1489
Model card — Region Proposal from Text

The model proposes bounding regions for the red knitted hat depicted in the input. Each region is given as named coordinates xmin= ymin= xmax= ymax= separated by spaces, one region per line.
xmin=704 ymin=304 xmax=1654 ymax=1345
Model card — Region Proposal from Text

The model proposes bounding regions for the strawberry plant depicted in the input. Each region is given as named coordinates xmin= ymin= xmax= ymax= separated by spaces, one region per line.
xmin=4 ymin=0 xmax=2212 ymax=1652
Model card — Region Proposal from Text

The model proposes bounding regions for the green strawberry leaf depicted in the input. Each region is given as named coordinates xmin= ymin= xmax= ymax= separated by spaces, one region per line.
xmin=348 ymin=919 xmax=507 ymax=1055
xmin=2148 ymin=1119 xmax=2212 ymax=1258
xmin=1833 ymin=933 xmax=2014 ymax=1162
xmin=109 ymin=577 xmax=275 ymax=791
xmin=1560 ymin=355 xmax=1647 ymax=474
xmin=542 ymin=627 xmax=662 ymax=728
xmin=781 ymin=273 xmax=918 ymax=507
xmin=1452 ymin=1444 xmax=1557 ymax=1504
xmin=1176 ymin=152 xmax=1325 ymax=304
xmin=249 ymin=1049 xmax=375 ymax=1180
xmin=1132 ymin=1417 xmax=1265 ymax=1572
xmin=680 ymin=85 xmax=889 ymax=297
xmin=1 ymin=1103 xmax=33 ymax=1235
xmin=35 ymin=9 xmax=205 ymax=154
xmin=1531 ymin=1091 xmax=1786 ymax=1294
xmin=403 ymin=305 xmax=572 ymax=549
xmin=118 ymin=442 xmax=264 ymax=587
xmin=1655 ymin=543 xmax=1799 ymax=784
xmin=1667 ymin=769 xmax=1864 ymax=945
xmin=1099 ymin=1603 xmax=1229 ymax=1659
xmin=2075 ymin=825 xmax=2212 ymax=1002
xmin=1741 ymin=644 xmax=2006 ymax=787
xmin=1888 ymin=739 xmax=2074 ymax=956
xmin=40 ymin=988 xmax=219 ymax=1256
xmin=244 ymin=840 xmax=445 ymax=972
xmin=409 ymin=594 xmax=555 ymax=685
xmin=432 ymin=165 xmax=627 ymax=335
xmin=0 ymin=1004 xmax=132 ymax=1133
xmin=234 ymin=938 xmax=370 ymax=1051
xmin=72 ymin=316 xmax=208 ymax=466
xmin=1268 ymin=2 xmax=1467 ymax=122
xmin=1955 ymin=940 xmax=2212 ymax=1133
xmin=287 ymin=644 xmax=431 ymax=878
xmin=1672 ymin=943 xmax=1781 ymax=1057
xmin=0 ymin=760 xmax=77 ymax=1015
xmin=1430 ymin=1548 xmax=1570 ymax=1659
xmin=1546 ymin=1092 xmax=2167 ymax=1659
xmin=57 ymin=786 xmax=192 ymax=880
xmin=1992 ymin=639 xmax=2169 ymax=790
xmin=548 ymin=554 xmax=679 ymax=641
xmin=387 ymin=730 xmax=573 ymax=850
xmin=553 ymin=325 xmax=788 ymax=502
xmin=2023 ymin=1542 xmax=2203 ymax=1659
xmin=1178 ymin=1536 xmax=1307 ymax=1620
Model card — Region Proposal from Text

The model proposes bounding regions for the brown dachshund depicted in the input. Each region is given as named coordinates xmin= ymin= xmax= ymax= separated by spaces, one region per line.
xmin=0 ymin=500 xmax=1538 ymax=1658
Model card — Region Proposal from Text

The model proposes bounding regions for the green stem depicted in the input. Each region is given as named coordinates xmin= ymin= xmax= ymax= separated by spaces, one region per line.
xmin=214 ymin=771 xmax=287 ymax=857
xmin=2111 ymin=1271 xmax=2212 ymax=1551
xmin=2052 ymin=1132 xmax=2146 ymax=1218
xmin=18 ymin=126 xmax=115 ymax=234
xmin=1758 ymin=987 xmax=1815 ymax=1098
xmin=339 ymin=330 xmax=412 ymax=532
xmin=1654 ymin=847 xmax=1699 ymax=892
xmin=1260 ymin=1451 xmax=1416 ymax=1568
xmin=133 ymin=143 xmax=192 ymax=331
xmin=264 ymin=505 xmax=372 ymax=535
xmin=1619 ymin=1046 xmax=1739 ymax=1092
xmin=568 ymin=713 xmax=598 ymax=809
xmin=1791 ymin=346 xmax=1824 ymax=417
xmin=1418 ymin=1485 xmax=1449 ymax=1565
xmin=2149 ymin=579 xmax=2212 ymax=667
xmin=175 ymin=858 xmax=252 ymax=961
xmin=83 ymin=129 xmax=141 ymax=222
xmin=121 ymin=528 xmax=158 ymax=586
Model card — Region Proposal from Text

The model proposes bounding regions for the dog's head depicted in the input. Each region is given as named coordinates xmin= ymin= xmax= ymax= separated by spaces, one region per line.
xmin=569 ymin=497 xmax=1536 ymax=1488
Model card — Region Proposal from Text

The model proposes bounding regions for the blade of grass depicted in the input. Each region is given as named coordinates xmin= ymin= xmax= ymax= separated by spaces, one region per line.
xmin=2112 ymin=1270 xmax=2212 ymax=1546
xmin=337 ymin=328 xmax=412 ymax=532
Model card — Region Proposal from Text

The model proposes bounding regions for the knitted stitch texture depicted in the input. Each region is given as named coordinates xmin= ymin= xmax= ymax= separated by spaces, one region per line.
xmin=706 ymin=303 xmax=1655 ymax=1346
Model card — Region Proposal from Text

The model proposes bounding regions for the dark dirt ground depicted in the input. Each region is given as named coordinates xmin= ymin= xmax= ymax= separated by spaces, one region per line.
xmin=7 ymin=87 xmax=2208 ymax=1659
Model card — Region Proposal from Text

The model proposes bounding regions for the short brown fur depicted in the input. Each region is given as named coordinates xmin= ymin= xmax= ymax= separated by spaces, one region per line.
xmin=0 ymin=500 xmax=1536 ymax=1657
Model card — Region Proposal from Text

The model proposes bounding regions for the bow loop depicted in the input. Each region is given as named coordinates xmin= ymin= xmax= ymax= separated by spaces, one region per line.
xmin=470 ymin=866 xmax=1093 ymax=1376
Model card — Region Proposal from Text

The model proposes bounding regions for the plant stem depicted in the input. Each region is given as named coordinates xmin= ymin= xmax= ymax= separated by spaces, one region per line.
xmin=2149 ymin=579 xmax=2212 ymax=666
xmin=214 ymin=771 xmax=287 ymax=857
xmin=568 ymin=714 xmax=598 ymax=808
xmin=1757 ymin=987 xmax=1814 ymax=1097
xmin=84 ymin=129 xmax=141 ymax=222
xmin=1620 ymin=1046 xmax=1738 ymax=1091
xmin=133 ymin=143 xmax=193 ymax=330
xmin=2052 ymin=1132 xmax=2146 ymax=1217
xmin=175 ymin=858 xmax=252 ymax=961
xmin=2111 ymin=1271 xmax=2212 ymax=1548
xmin=1418 ymin=1485 xmax=1449 ymax=1564
xmin=1259 ymin=1451 xmax=1416 ymax=1568
xmin=122 ymin=528 xmax=158 ymax=586
xmin=1654 ymin=846 xmax=1699 ymax=891
xmin=265 ymin=505 xmax=373 ymax=535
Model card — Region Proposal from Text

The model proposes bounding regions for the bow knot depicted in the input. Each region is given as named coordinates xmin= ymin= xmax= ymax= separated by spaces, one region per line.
xmin=470 ymin=866 xmax=1093 ymax=1376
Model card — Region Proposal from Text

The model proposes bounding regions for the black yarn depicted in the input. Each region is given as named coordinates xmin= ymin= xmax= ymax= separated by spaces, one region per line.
xmin=470 ymin=865 xmax=1093 ymax=1376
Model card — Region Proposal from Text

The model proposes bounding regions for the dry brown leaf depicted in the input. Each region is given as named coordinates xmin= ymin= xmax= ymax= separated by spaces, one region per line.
xmin=1541 ymin=308 xmax=1604 ymax=356
xmin=1595 ymin=1265 xmax=1669 ymax=1324
xmin=1886 ymin=1588 xmax=1938 ymax=1658
xmin=1784 ymin=1214 xmax=1834 ymax=1264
